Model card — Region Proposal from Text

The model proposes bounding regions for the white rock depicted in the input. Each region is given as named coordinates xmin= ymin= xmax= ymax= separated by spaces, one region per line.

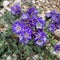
xmin=57 ymin=51 xmax=60 ymax=58
xmin=0 ymin=8 xmax=5 ymax=14
xmin=6 ymin=56 xmax=12 ymax=60
xmin=39 ymin=0 xmax=45 ymax=2
xmin=52 ymin=51 xmax=57 ymax=55
xmin=3 ymin=0 xmax=10 ymax=7
xmin=32 ymin=0 xmax=35 ymax=4
xmin=3 ymin=1 xmax=11 ymax=11
xmin=13 ymin=0 xmax=21 ymax=6
xmin=54 ymin=29 xmax=60 ymax=37
xmin=33 ymin=54 xmax=39 ymax=60
xmin=45 ymin=0 xmax=49 ymax=4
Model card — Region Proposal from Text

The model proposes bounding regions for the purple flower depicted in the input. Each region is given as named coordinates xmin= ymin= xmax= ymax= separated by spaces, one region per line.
xmin=51 ymin=14 xmax=59 ymax=22
xmin=55 ymin=13 xmax=60 ymax=21
xmin=48 ymin=23 xmax=56 ymax=32
xmin=46 ymin=10 xmax=60 ymax=22
xmin=36 ymin=17 xmax=45 ymax=29
xmin=11 ymin=4 xmax=21 ymax=15
xmin=46 ymin=10 xmax=58 ymax=18
xmin=50 ymin=10 xmax=60 ymax=22
xmin=12 ymin=21 xmax=24 ymax=34
xmin=19 ymin=28 xmax=32 ymax=44
xmin=34 ymin=30 xmax=47 ymax=46
xmin=22 ymin=16 xmax=37 ymax=28
xmin=29 ymin=16 xmax=37 ymax=27
xmin=27 ymin=7 xmax=38 ymax=16
xmin=18 ymin=33 xmax=24 ymax=43
xmin=21 ymin=13 xmax=30 ymax=20
xmin=54 ymin=43 xmax=60 ymax=51
xmin=55 ymin=21 xmax=60 ymax=29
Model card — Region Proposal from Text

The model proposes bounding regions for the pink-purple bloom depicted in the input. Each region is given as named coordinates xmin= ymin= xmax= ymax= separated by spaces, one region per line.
xmin=46 ymin=10 xmax=60 ymax=22
xmin=54 ymin=43 xmax=60 ymax=51
xmin=12 ymin=21 xmax=25 ymax=34
xmin=48 ymin=23 xmax=56 ymax=32
xmin=12 ymin=21 xmax=22 ymax=34
xmin=21 ymin=13 xmax=30 ymax=20
xmin=55 ymin=21 xmax=60 ymax=29
xmin=47 ymin=10 xmax=60 ymax=32
xmin=36 ymin=17 xmax=45 ymax=29
xmin=19 ymin=28 xmax=32 ymax=44
xmin=34 ymin=30 xmax=47 ymax=46
xmin=27 ymin=7 xmax=38 ymax=16
xmin=48 ymin=20 xmax=60 ymax=32
xmin=11 ymin=5 xmax=21 ymax=15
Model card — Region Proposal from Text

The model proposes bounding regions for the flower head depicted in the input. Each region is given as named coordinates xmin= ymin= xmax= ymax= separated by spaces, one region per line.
xmin=46 ymin=10 xmax=60 ymax=22
xmin=36 ymin=17 xmax=45 ymax=29
xmin=11 ymin=4 xmax=21 ymax=15
xmin=19 ymin=28 xmax=32 ymax=44
xmin=12 ymin=21 xmax=25 ymax=34
xmin=54 ymin=43 xmax=60 ymax=52
xmin=21 ymin=13 xmax=30 ymax=20
xmin=27 ymin=7 xmax=38 ymax=16
xmin=29 ymin=16 xmax=37 ymax=27
xmin=48 ymin=23 xmax=56 ymax=32
xmin=34 ymin=30 xmax=47 ymax=46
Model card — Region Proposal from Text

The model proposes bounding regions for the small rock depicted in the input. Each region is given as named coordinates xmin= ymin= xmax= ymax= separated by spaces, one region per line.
xmin=57 ymin=51 xmax=60 ymax=58
xmin=13 ymin=0 xmax=21 ymax=6
xmin=3 ymin=0 xmax=11 ymax=11
xmin=0 ymin=8 xmax=5 ymax=14
xmin=39 ymin=0 xmax=45 ymax=2
xmin=33 ymin=54 xmax=39 ymax=60
xmin=32 ymin=0 xmax=35 ymax=4
xmin=6 ymin=56 xmax=12 ymax=60
xmin=54 ymin=29 xmax=60 ymax=37
xmin=3 ymin=0 xmax=10 ymax=7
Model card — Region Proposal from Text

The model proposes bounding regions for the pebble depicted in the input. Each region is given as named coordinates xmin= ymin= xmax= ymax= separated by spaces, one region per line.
xmin=3 ymin=1 xmax=11 ymax=11
xmin=33 ymin=54 xmax=39 ymax=60
xmin=0 ymin=8 xmax=5 ymax=15
xmin=12 ymin=0 xmax=21 ymax=6
xmin=39 ymin=0 xmax=45 ymax=2
xmin=57 ymin=51 xmax=60 ymax=58
xmin=3 ymin=0 xmax=10 ymax=7
xmin=32 ymin=0 xmax=35 ymax=4
xmin=54 ymin=29 xmax=60 ymax=38
xmin=6 ymin=56 xmax=12 ymax=60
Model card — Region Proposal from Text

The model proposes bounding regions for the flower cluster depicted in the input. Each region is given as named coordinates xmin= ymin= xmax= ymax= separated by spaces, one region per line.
xmin=46 ymin=10 xmax=60 ymax=52
xmin=11 ymin=5 xmax=48 ymax=46
xmin=46 ymin=10 xmax=60 ymax=32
